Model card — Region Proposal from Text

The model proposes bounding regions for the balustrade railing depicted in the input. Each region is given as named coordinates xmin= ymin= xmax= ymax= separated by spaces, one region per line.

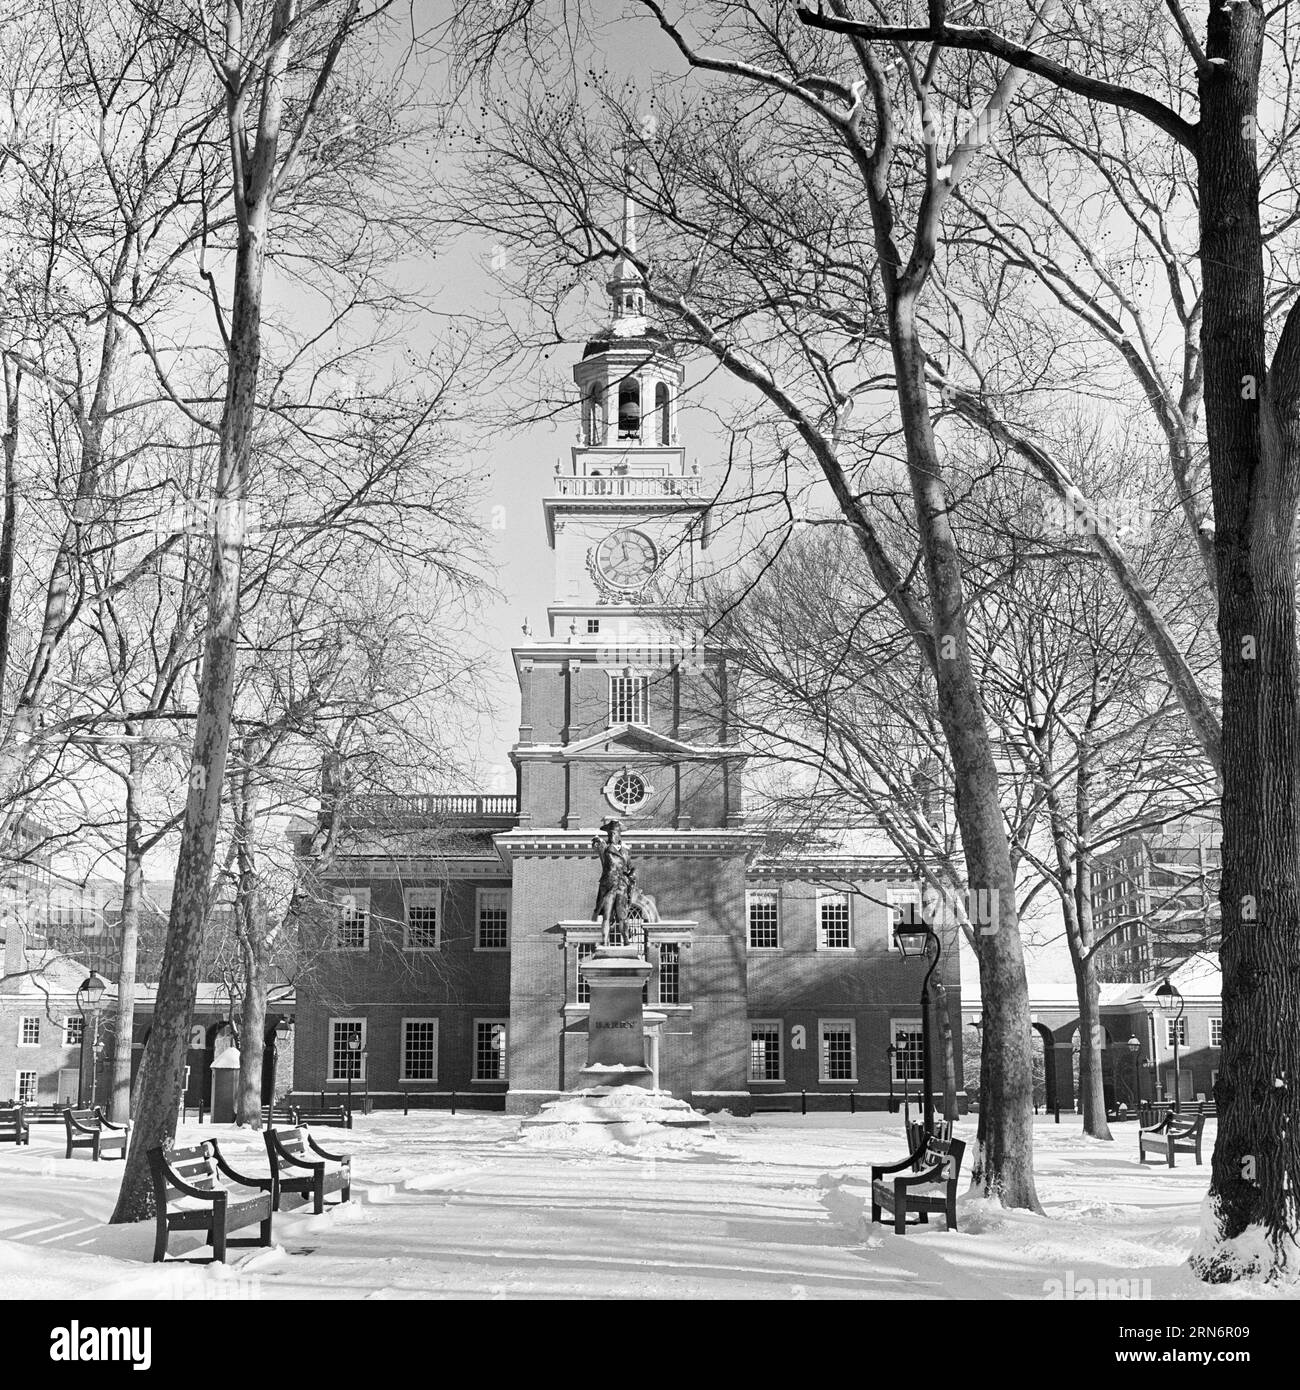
xmin=347 ymin=793 xmax=518 ymax=819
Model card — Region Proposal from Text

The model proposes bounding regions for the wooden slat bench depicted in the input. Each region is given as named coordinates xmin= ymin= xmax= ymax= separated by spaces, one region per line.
xmin=22 ymin=1104 xmax=73 ymax=1125
xmin=288 ymin=1105 xmax=351 ymax=1130
xmin=1139 ymin=1110 xmax=1205 ymax=1167
xmin=871 ymin=1134 xmax=966 ymax=1234
xmin=0 ymin=1106 xmax=30 ymax=1145
xmin=64 ymin=1107 xmax=129 ymax=1160
xmin=147 ymin=1142 xmax=274 ymax=1263
xmin=264 ymin=1127 xmax=352 ymax=1213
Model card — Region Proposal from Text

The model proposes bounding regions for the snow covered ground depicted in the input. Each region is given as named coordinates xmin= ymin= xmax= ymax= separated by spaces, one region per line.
xmin=0 ymin=1109 xmax=1293 ymax=1301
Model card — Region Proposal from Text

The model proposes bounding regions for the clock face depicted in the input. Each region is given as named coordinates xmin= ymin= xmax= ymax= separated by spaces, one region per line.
xmin=594 ymin=528 xmax=658 ymax=591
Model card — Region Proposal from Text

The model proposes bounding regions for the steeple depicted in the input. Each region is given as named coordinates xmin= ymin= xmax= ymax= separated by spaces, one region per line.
xmin=573 ymin=167 xmax=681 ymax=452
xmin=606 ymin=176 xmax=647 ymax=332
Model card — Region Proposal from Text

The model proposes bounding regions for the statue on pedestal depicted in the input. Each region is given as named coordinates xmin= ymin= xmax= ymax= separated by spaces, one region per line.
xmin=592 ymin=818 xmax=661 ymax=946
xmin=592 ymin=818 xmax=632 ymax=946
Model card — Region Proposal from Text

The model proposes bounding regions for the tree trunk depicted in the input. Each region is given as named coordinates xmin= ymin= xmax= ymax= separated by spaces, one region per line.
xmin=110 ymin=218 xmax=270 ymax=1223
xmin=0 ymin=357 xmax=19 ymax=698
xmin=890 ymin=295 xmax=1041 ymax=1210
xmin=236 ymin=933 xmax=267 ymax=1127
xmin=1075 ymin=967 xmax=1111 ymax=1137
xmin=1193 ymin=3 xmax=1300 ymax=1281
xmin=108 ymin=748 xmax=144 ymax=1124
xmin=935 ymin=980 xmax=958 ymax=1119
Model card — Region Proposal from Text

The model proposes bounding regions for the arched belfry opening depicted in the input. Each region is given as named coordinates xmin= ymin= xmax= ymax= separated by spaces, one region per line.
xmin=585 ymin=386 xmax=606 ymax=446
xmin=617 ymin=377 xmax=641 ymax=440
xmin=655 ymin=382 xmax=670 ymax=445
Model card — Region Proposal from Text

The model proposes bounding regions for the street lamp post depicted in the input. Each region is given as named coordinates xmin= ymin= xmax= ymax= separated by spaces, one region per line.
xmin=885 ymin=1044 xmax=897 ymax=1114
xmin=345 ymin=1033 xmax=361 ymax=1117
xmin=1155 ymin=979 xmax=1186 ymax=1114
xmin=75 ymin=970 xmax=106 ymax=1109
xmin=1126 ymin=1037 xmax=1141 ymax=1112
xmin=894 ymin=903 xmax=942 ymax=1137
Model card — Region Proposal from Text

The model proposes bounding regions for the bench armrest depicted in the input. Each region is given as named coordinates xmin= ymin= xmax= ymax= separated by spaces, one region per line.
xmin=894 ymin=1160 xmax=956 ymax=1188
xmin=64 ymin=1112 xmax=97 ymax=1135
xmin=207 ymin=1141 xmax=274 ymax=1193
xmin=93 ymin=1108 xmax=129 ymax=1133
xmin=305 ymin=1133 xmax=349 ymax=1164
xmin=163 ymin=1169 xmax=227 ymax=1203
xmin=279 ymin=1152 xmax=325 ymax=1172
xmin=871 ymin=1148 xmax=926 ymax=1180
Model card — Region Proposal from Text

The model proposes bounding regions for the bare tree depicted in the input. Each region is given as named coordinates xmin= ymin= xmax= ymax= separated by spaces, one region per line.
xmin=798 ymin=0 xmax=1300 ymax=1288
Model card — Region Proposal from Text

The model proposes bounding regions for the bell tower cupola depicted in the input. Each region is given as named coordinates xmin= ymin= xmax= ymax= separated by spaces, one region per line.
xmin=532 ymin=169 xmax=707 ymax=644
xmin=572 ymin=176 xmax=685 ymax=453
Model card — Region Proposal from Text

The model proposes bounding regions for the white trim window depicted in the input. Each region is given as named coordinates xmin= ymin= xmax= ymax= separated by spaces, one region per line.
xmin=819 ymin=1018 xmax=858 ymax=1082
xmin=15 ymin=1070 xmax=37 ymax=1105
xmin=403 ymin=888 xmax=441 ymax=951
xmin=609 ymin=674 xmax=648 ymax=725
xmin=1210 ymin=1017 xmax=1223 ymax=1048
xmin=333 ymin=888 xmax=370 ymax=952
xmin=1165 ymin=1017 xmax=1188 ymax=1049
xmin=818 ymin=893 xmax=852 ymax=950
xmin=891 ymin=1019 xmax=924 ymax=1082
xmin=886 ymin=886 xmax=921 ymax=950
xmin=63 ymin=1016 xmax=84 ymax=1047
xmin=476 ymin=888 xmax=511 ymax=951
xmin=748 ymin=1021 xmax=783 ymax=1082
xmin=474 ymin=1019 xmax=508 ymax=1081
xmin=328 ymin=1018 xmax=366 ymax=1080
xmin=747 ymin=891 xmax=779 ymax=950
xmin=400 ymin=1018 xmax=439 ymax=1083
xmin=18 ymin=1016 xmax=39 ymax=1046
xmin=575 ymin=941 xmax=596 ymax=1004
xmin=658 ymin=942 xmax=680 ymax=1005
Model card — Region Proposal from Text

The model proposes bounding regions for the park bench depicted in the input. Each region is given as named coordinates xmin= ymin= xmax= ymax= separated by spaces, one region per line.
xmin=146 ymin=1141 xmax=274 ymax=1263
xmin=63 ymin=1106 xmax=129 ymax=1161
xmin=22 ymin=1104 xmax=72 ymax=1125
xmin=1139 ymin=1110 xmax=1205 ymax=1167
xmin=287 ymin=1104 xmax=352 ymax=1130
xmin=263 ymin=1127 xmax=352 ymax=1213
xmin=871 ymin=1134 xmax=966 ymax=1235
xmin=0 ymin=1106 xmax=30 ymax=1145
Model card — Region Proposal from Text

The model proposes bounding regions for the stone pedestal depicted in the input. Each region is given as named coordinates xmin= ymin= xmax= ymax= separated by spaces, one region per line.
xmin=579 ymin=945 xmax=654 ymax=1089
xmin=517 ymin=923 xmax=712 ymax=1137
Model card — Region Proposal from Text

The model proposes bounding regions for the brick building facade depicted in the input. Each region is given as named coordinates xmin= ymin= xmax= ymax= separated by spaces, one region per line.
xmin=291 ymin=195 xmax=964 ymax=1114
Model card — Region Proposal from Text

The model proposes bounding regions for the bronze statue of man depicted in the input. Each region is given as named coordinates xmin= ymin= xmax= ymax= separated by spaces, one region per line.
xmin=592 ymin=817 xmax=633 ymax=945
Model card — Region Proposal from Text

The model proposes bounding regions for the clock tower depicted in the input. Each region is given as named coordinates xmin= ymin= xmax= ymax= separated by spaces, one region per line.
xmin=509 ymin=184 xmax=741 ymax=833
xmin=545 ymin=188 xmax=708 ymax=642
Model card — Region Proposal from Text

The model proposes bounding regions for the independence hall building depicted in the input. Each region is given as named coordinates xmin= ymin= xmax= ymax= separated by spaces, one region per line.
xmin=291 ymin=205 xmax=965 ymax=1114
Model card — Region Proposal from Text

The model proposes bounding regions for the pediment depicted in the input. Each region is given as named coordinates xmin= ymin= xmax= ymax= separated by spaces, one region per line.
xmin=560 ymin=723 xmax=724 ymax=760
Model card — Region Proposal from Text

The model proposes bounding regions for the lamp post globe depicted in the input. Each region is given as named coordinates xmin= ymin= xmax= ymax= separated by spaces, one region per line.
xmin=893 ymin=902 xmax=941 ymax=1137
xmin=1153 ymin=980 xmax=1185 ymax=1113
xmin=76 ymin=970 xmax=107 ymax=1109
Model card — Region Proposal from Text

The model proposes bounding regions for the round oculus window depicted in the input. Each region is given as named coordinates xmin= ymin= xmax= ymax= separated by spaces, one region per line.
xmin=611 ymin=771 xmax=647 ymax=810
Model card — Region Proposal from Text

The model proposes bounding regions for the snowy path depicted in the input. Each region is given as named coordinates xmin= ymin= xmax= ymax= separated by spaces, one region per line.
xmin=0 ymin=1111 xmax=1289 ymax=1300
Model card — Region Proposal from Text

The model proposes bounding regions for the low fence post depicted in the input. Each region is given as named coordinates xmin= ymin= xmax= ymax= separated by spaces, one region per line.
xmin=850 ymin=1091 xmax=856 ymax=1115
xmin=801 ymin=1089 xmax=806 ymax=1116
xmin=451 ymin=1091 xmax=457 ymax=1115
